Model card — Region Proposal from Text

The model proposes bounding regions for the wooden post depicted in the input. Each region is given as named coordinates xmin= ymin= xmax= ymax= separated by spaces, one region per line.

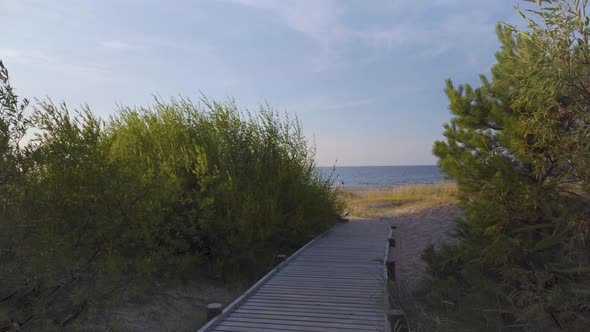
xmin=388 ymin=309 xmax=405 ymax=322
xmin=388 ymin=238 xmax=396 ymax=247
xmin=206 ymin=303 xmax=222 ymax=320
xmin=386 ymin=260 xmax=396 ymax=280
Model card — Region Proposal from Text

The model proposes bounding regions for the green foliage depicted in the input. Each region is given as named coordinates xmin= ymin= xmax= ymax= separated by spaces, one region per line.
xmin=0 ymin=61 xmax=342 ymax=329
xmin=421 ymin=1 xmax=590 ymax=330
xmin=0 ymin=60 xmax=32 ymax=249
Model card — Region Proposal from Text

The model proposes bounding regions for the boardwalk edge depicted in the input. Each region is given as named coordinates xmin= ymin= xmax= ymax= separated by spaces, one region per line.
xmin=383 ymin=226 xmax=394 ymax=332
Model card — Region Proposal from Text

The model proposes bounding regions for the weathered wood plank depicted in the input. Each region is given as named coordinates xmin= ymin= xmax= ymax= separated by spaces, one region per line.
xmin=230 ymin=313 xmax=382 ymax=325
xmin=257 ymin=287 xmax=382 ymax=295
xmin=262 ymin=279 xmax=381 ymax=287
xmin=269 ymin=273 xmax=382 ymax=280
xmin=243 ymin=299 xmax=382 ymax=310
xmin=241 ymin=300 xmax=382 ymax=312
xmin=224 ymin=316 xmax=382 ymax=330
xmin=250 ymin=295 xmax=381 ymax=305
xmin=233 ymin=308 xmax=384 ymax=320
xmin=215 ymin=321 xmax=375 ymax=332
xmin=236 ymin=305 xmax=383 ymax=317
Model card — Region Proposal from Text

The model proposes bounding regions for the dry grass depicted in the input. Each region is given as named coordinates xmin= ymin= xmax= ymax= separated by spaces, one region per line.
xmin=339 ymin=182 xmax=458 ymax=218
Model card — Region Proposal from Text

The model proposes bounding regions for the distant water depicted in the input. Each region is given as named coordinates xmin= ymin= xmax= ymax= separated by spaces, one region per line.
xmin=316 ymin=165 xmax=447 ymax=187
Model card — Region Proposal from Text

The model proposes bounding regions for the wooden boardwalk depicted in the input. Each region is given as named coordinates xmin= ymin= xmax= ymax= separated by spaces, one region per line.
xmin=199 ymin=220 xmax=391 ymax=332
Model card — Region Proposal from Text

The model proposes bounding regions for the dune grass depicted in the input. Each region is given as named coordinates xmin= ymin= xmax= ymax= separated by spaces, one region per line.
xmin=339 ymin=182 xmax=458 ymax=218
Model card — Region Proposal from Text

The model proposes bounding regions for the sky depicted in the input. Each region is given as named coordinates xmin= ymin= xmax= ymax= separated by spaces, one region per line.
xmin=1 ymin=0 xmax=527 ymax=166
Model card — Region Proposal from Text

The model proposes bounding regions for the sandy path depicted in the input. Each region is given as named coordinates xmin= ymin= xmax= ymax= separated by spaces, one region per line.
xmin=75 ymin=281 xmax=245 ymax=332
xmin=384 ymin=204 xmax=461 ymax=311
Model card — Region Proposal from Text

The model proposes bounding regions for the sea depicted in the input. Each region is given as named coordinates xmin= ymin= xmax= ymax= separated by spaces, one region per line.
xmin=316 ymin=165 xmax=448 ymax=187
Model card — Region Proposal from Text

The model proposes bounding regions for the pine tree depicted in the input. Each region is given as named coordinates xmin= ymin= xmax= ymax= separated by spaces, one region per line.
xmin=422 ymin=1 xmax=590 ymax=330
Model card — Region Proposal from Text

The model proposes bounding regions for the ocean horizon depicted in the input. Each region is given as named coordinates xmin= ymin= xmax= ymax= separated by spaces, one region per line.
xmin=316 ymin=165 xmax=448 ymax=187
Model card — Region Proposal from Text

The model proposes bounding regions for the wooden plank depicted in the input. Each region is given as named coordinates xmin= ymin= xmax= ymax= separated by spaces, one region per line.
xmin=268 ymin=276 xmax=383 ymax=284
xmin=264 ymin=278 xmax=381 ymax=286
xmin=231 ymin=312 xmax=382 ymax=326
xmin=214 ymin=322 xmax=344 ymax=332
xmin=259 ymin=285 xmax=382 ymax=294
xmin=255 ymin=290 xmax=383 ymax=300
xmin=304 ymin=248 xmax=383 ymax=252
xmin=244 ymin=295 xmax=386 ymax=308
xmin=297 ymin=254 xmax=382 ymax=257
xmin=262 ymin=284 xmax=380 ymax=291
xmin=275 ymin=269 xmax=382 ymax=274
xmin=267 ymin=273 xmax=382 ymax=281
xmin=236 ymin=304 xmax=383 ymax=317
xmin=286 ymin=261 xmax=382 ymax=266
xmin=254 ymin=289 xmax=383 ymax=299
xmin=271 ymin=268 xmax=383 ymax=275
xmin=279 ymin=265 xmax=382 ymax=270
xmin=277 ymin=267 xmax=381 ymax=272
xmin=217 ymin=320 xmax=377 ymax=331
xmin=239 ymin=301 xmax=383 ymax=314
xmin=262 ymin=282 xmax=381 ymax=290
xmin=297 ymin=247 xmax=383 ymax=252
xmin=240 ymin=298 xmax=383 ymax=311
xmin=215 ymin=321 xmax=376 ymax=332
xmin=258 ymin=284 xmax=382 ymax=292
xmin=258 ymin=288 xmax=382 ymax=297
xmin=233 ymin=308 xmax=384 ymax=321
xmin=271 ymin=274 xmax=380 ymax=281
xmin=250 ymin=294 xmax=381 ymax=305
xmin=280 ymin=264 xmax=383 ymax=270
xmin=268 ymin=277 xmax=383 ymax=285
xmin=245 ymin=298 xmax=383 ymax=308
xmin=223 ymin=316 xmax=382 ymax=330
xmin=287 ymin=260 xmax=383 ymax=265
xmin=243 ymin=299 xmax=383 ymax=311
xmin=269 ymin=273 xmax=382 ymax=280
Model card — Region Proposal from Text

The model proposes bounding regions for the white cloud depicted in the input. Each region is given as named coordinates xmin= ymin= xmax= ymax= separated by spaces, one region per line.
xmin=0 ymin=48 xmax=53 ymax=65
xmin=225 ymin=0 xmax=345 ymax=71
xmin=0 ymin=48 xmax=21 ymax=58
xmin=99 ymin=40 xmax=136 ymax=50
xmin=229 ymin=0 xmax=342 ymax=42
xmin=226 ymin=0 xmax=508 ymax=71
xmin=0 ymin=48 xmax=115 ymax=83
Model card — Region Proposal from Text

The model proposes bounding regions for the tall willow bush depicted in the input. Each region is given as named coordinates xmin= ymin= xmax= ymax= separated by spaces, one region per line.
xmin=0 ymin=60 xmax=342 ymax=329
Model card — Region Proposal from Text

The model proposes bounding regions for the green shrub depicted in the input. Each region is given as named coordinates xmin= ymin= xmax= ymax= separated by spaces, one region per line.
xmin=0 ymin=60 xmax=342 ymax=329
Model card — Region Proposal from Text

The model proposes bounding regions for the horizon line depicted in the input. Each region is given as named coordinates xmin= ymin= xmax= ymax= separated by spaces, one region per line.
xmin=315 ymin=164 xmax=438 ymax=167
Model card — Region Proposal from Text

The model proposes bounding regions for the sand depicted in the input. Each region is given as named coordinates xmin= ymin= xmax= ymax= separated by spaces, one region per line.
xmin=75 ymin=281 xmax=245 ymax=332
xmin=386 ymin=203 xmax=461 ymax=293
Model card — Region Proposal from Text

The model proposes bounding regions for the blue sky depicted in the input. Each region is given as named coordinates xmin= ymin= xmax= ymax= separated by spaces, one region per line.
xmin=1 ymin=0 xmax=525 ymax=166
